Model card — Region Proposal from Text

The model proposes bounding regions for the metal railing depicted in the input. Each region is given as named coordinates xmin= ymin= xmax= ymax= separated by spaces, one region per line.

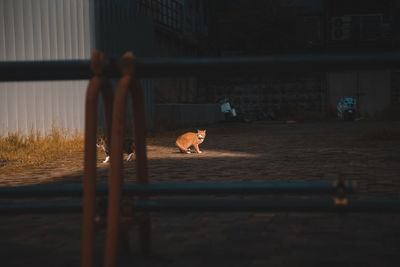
xmin=2 ymin=52 xmax=400 ymax=82
xmin=0 ymin=181 xmax=358 ymax=198
xmin=82 ymin=51 xmax=114 ymax=267
xmin=1 ymin=51 xmax=400 ymax=267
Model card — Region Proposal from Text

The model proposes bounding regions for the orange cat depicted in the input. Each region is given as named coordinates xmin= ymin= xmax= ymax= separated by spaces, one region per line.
xmin=175 ymin=129 xmax=206 ymax=154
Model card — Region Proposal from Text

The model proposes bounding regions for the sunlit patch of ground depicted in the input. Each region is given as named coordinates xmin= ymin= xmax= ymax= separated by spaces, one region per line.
xmin=1 ymin=121 xmax=400 ymax=267
xmin=1 ymin=121 xmax=400 ymax=188
xmin=146 ymin=145 xmax=260 ymax=159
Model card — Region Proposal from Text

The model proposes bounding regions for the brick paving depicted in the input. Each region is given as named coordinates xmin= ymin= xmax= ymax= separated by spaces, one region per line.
xmin=1 ymin=121 xmax=400 ymax=266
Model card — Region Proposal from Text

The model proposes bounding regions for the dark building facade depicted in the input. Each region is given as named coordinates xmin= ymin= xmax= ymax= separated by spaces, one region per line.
xmin=197 ymin=0 xmax=400 ymax=120
xmin=132 ymin=0 xmax=210 ymax=104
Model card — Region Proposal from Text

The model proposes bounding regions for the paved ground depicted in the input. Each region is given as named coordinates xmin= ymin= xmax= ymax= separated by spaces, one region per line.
xmin=1 ymin=121 xmax=400 ymax=266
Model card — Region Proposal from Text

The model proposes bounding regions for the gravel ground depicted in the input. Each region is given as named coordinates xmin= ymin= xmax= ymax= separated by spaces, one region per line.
xmin=1 ymin=120 xmax=400 ymax=267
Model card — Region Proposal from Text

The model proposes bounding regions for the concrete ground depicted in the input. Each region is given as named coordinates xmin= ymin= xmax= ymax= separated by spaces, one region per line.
xmin=1 ymin=120 xmax=400 ymax=267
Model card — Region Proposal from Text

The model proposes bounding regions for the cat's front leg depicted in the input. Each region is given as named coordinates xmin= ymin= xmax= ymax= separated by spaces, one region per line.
xmin=126 ymin=153 xmax=134 ymax=161
xmin=193 ymin=144 xmax=202 ymax=153
xmin=103 ymin=156 xmax=110 ymax=163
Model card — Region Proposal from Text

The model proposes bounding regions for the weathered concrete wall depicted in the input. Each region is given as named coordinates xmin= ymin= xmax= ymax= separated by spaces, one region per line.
xmin=198 ymin=70 xmax=399 ymax=120
xmin=391 ymin=70 xmax=400 ymax=106
xmin=155 ymin=104 xmax=224 ymax=126
xmin=198 ymin=73 xmax=324 ymax=120
xmin=327 ymin=70 xmax=392 ymax=116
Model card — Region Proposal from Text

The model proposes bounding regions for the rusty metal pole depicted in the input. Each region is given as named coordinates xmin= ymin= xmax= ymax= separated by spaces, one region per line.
xmin=104 ymin=52 xmax=136 ymax=267
xmin=82 ymin=51 xmax=109 ymax=267
xmin=132 ymin=79 xmax=152 ymax=254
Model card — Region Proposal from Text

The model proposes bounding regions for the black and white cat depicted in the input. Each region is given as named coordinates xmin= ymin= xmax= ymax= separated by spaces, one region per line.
xmin=96 ymin=136 xmax=135 ymax=163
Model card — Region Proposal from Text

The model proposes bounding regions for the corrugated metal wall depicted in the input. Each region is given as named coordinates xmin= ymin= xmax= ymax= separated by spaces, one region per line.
xmin=0 ymin=0 xmax=156 ymax=136
xmin=0 ymin=0 xmax=93 ymax=136
xmin=0 ymin=0 xmax=93 ymax=61
xmin=0 ymin=81 xmax=86 ymax=136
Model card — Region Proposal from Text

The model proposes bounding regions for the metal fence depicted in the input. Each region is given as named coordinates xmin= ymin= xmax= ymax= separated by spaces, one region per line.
xmin=1 ymin=51 xmax=400 ymax=267
xmin=2 ymin=52 xmax=400 ymax=82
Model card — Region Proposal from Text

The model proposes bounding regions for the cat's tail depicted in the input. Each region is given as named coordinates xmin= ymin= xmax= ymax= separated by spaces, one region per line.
xmin=175 ymin=141 xmax=189 ymax=153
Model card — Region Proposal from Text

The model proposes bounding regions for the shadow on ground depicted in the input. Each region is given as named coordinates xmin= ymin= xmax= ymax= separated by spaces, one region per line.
xmin=1 ymin=121 xmax=400 ymax=266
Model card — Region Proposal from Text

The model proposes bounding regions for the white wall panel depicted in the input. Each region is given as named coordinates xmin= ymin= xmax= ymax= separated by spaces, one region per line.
xmin=0 ymin=0 xmax=93 ymax=136
xmin=22 ymin=0 xmax=35 ymax=60
xmin=0 ymin=1 xmax=6 ymax=60
xmin=18 ymin=85 xmax=28 ymax=132
xmin=0 ymin=89 xmax=8 ymax=133
xmin=48 ymin=0 xmax=58 ymax=59
xmin=56 ymin=0 xmax=65 ymax=59
xmin=50 ymin=83 xmax=58 ymax=129
xmin=43 ymin=86 xmax=52 ymax=131
xmin=40 ymin=0 xmax=51 ymax=60
xmin=77 ymin=0 xmax=86 ymax=58
xmin=8 ymin=83 xmax=18 ymax=134
xmin=64 ymin=0 xmax=73 ymax=59
xmin=0 ymin=0 xmax=97 ymax=61
xmin=58 ymin=83 xmax=67 ymax=129
xmin=70 ymin=0 xmax=78 ymax=59
xmin=4 ymin=1 xmax=17 ymax=60
xmin=14 ymin=0 xmax=25 ymax=60
xmin=1 ymin=0 xmax=156 ymax=136
xmin=26 ymin=84 xmax=36 ymax=132
xmin=0 ymin=81 xmax=88 ymax=136
xmin=32 ymin=1 xmax=43 ymax=59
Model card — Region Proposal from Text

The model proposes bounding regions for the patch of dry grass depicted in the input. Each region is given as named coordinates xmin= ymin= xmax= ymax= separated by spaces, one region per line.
xmin=0 ymin=129 xmax=84 ymax=175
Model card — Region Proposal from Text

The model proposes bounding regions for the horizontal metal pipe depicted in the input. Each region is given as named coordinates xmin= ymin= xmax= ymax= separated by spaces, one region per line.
xmin=1 ymin=52 xmax=400 ymax=81
xmin=1 ymin=198 xmax=399 ymax=214
xmin=123 ymin=181 xmax=357 ymax=195
xmin=135 ymin=52 xmax=400 ymax=77
xmin=0 ymin=181 xmax=356 ymax=198
xmin=0 ymin=201 xmax=82 ymax=215
xmin=132 ymin=198 xmax=400 ymax=213
xmin=0 ymin=59 xmax=91 ymax=81
xmin=0 ymin=184 xmax=88 ymax=198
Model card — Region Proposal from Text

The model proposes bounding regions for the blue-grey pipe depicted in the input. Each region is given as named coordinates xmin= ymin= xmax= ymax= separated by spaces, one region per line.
xmin=0 ymin=201 xmax=82 ymax=215
xmin=1 ymin=198 xmax=399 ymax=215
xmin=0 ymin=181 xmax=356 ymax=198
xmin=131 ymin=198 xmax=400 ymax=213
xmin=1 ymin=52 xmax=400 ymax=81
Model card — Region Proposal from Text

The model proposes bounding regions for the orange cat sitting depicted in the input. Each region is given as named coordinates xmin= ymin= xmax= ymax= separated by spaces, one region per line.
xmin=175 ymin=129 xmax=206 ymax=154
